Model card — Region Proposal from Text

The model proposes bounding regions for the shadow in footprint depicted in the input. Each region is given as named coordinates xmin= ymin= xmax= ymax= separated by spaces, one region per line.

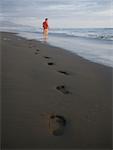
xmin=44 ymin=56 xmax=51 ymax=59
xmin=35 ymin=52 xmax=39 ymax=55
xmin=56 ymin=85 xmax=70 ymax=94
xmin=36 ymin=49 xmax=40 ymax=51
xmin=58 ymin=70 xmax=69 ymax=75
xmin=48 ymin=62 xmax=54 ymax=66
xmin=49 ymin=115 xmax=66 ymax=136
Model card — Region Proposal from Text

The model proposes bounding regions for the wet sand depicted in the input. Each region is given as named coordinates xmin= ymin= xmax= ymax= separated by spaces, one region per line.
xmin=1 ymin=32 xmax=112 ymax=149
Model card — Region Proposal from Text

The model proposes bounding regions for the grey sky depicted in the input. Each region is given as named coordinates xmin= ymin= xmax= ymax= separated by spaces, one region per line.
xmin=0 ymin=0 xmax=113 ymax=28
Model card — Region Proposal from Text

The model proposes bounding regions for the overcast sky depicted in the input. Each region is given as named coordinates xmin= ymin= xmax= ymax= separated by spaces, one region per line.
xmin=0 ymin=0 xmax=113 ymax=28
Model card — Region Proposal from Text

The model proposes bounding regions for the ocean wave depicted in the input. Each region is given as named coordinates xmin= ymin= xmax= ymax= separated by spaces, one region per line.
xmin=47 ymin=29 xmax=113 ymax=41
xmin=0 ymin=24 xmax=113 ymax=41
xmin=29 ymin=28 xmax=113 ymax=41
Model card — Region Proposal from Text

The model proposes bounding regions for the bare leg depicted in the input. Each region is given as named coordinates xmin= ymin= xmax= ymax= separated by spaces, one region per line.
xmin=43 ymin=29 xmax=48 ymax=42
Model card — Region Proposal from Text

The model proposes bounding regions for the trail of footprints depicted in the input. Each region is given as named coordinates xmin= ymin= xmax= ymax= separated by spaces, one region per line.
xmin=31 ymin=43 xmax=72 ymax=135
xmin=33 ymin=45 xmax=71 ymax=95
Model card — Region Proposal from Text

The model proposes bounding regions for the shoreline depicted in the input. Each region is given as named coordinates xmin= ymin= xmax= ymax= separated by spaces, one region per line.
xmin=18 ymin=30 xmax=113 ymax=68
xmin=1 ymin=30 xmax=113 ymax=68
xmin=1 ymin=31 xmax=112 ymax=149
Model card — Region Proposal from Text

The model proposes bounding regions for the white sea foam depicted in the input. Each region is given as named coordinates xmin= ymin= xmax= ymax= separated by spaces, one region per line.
xmin=0 ymin=19 xmax=113 ymax=68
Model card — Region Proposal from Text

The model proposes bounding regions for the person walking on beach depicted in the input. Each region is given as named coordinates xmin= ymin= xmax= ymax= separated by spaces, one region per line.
xmin=43 ymin=18 xmax=49 ymax=40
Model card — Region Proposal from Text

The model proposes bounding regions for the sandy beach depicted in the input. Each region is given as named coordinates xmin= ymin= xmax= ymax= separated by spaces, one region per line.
xmin=1 ymin=32 xmax=112 ymax=149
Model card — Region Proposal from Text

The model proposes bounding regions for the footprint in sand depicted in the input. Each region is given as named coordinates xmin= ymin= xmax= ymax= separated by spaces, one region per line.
xmin=36 ymin=49 xmax=40 ymax=51
xmin=48 ymin=114 xmax=66 ymax=136
xmin=48 ymin=62 xmax=55 ymax=66
xmin=56 ymin=85 xmax=70 ymax=94
xmin=34 ymin=49 xmax=40 ymax=55
xmin=43 ymin=56 xmax=51 ymax=59
xmin=58 ymin=70 xmax=69 ymax=75
xmin=35 ymin=52 xmax=39 ymax=55
xmin=40 ymin=113 xmax=67 ymax=136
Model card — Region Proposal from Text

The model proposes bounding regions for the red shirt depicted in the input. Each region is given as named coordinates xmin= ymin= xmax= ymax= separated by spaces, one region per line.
xmin=43 ymin=21 xmax=48 ymax=29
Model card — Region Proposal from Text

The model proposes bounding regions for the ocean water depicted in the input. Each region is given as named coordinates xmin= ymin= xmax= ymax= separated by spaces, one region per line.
xmin=0 ymin=0 xmax=113 ymax=67
xmin=0 ymin=21 xmax=113 ymax=68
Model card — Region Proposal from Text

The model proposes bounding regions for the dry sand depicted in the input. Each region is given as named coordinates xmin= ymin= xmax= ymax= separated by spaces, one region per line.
xmin=1 ymin=32 xmax=112 ymax=149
